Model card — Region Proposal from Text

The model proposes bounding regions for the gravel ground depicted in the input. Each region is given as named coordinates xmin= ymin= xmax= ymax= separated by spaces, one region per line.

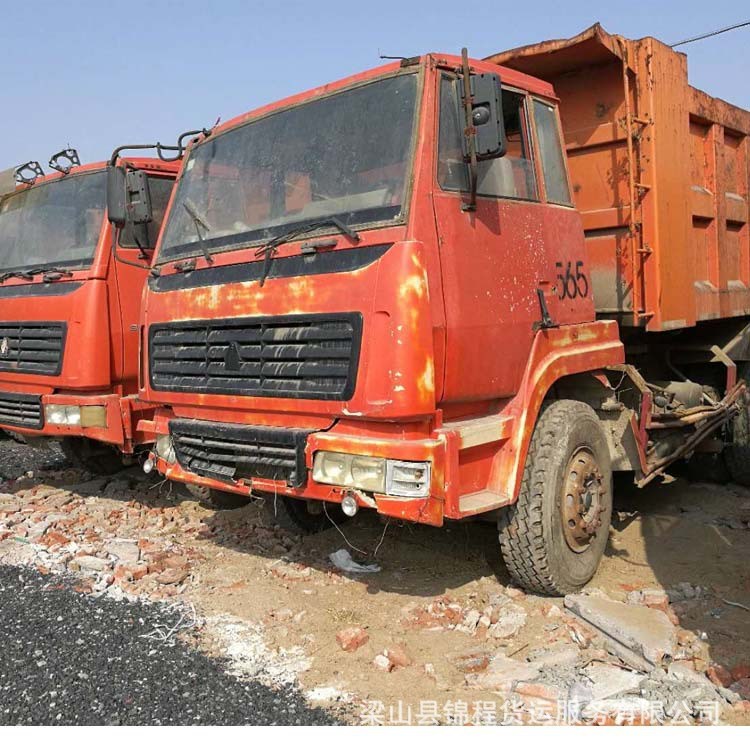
xmin=0 ymin=435 xmax=66 ymax=482
xmin=0 ymin=565 xmax=338 ymax=725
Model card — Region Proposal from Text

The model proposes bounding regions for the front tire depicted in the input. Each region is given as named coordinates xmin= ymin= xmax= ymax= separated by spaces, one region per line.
xmin=182 ymin=483 xmax=251 ymax=509
xmin=60 ymin=437 xmax=124 ymax=475
xmin=498 ymin=400 xmax=613 ymax=595
xmin=264 ymin=495 xmax=348 ymax=534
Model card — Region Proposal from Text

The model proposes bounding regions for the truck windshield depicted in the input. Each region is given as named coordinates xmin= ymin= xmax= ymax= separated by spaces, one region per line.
xmin=158 ymin=72 xmax=418 ymax=262
xmin=0 ymin=170 xmax=107 ymax=274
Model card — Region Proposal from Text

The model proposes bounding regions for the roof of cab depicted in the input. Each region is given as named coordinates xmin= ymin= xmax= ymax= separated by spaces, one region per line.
xmin=195 ymin=52 xmax=558 ymax=147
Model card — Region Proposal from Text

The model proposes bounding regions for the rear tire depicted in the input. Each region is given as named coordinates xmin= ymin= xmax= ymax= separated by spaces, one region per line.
xmin=725 ymin=366 xmax=750 ymax=486
xmin=265 ymin=495 xmax=348 ymax=534
xmin=60 ymin=437 xmax=124 ymax=475
xmin=498 ymin=400 xmax=613 ymax=595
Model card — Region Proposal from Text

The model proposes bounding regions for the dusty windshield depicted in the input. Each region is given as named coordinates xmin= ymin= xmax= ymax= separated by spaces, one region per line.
xmin=159 ymin=73 xmax=418 ymax=261
xmin=0 ymin=171 xmax=106 ymax=273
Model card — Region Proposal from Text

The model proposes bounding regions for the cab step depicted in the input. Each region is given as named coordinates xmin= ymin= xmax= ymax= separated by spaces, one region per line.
xmin=458 ymin=489 xmax=507 ymax=516
xmin=438 ymin=414 xmax=513 ymax=449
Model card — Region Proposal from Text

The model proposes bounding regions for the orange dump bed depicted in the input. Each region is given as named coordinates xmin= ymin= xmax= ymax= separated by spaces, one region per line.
xmin=489 ymin=24 xmax=750 ymax=332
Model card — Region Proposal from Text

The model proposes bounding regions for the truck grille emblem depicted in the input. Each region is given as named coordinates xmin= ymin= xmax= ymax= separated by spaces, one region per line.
xmin=224 ymin=341 xmax=242 ymax=371
xmin=0 ymin=337 xmax=9 ymax=357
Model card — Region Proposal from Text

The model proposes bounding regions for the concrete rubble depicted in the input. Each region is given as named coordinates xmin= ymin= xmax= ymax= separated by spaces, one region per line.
xmin=442 ymin=586 xmax=748 ymax=724
xmin=0 ymin=472 xmax=217 ymax=601
xmin=404 ymin=591 xmax=527 ymax=641
xmin=564 ymin=592 xmax=677 ymax=668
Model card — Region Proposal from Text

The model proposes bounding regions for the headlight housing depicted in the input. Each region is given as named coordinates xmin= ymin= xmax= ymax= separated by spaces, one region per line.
xmin=312 ymin=451 xmax=431 ymax=498
xmin=44 ymin=404 xmax=81 ymax=426
xmin=313 ymin=452 xmax=385 ymax=493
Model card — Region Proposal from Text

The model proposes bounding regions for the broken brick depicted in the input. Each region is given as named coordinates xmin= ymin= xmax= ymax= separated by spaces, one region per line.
xmin=156 ymin=567 xmax=188 ymax=586
xmin=451 ymin=650 xmax=491 ymax=674
xmin=336 ymin=626 xmax=369 ymax=652
xmin=514 ymin=681 xmax=564 ymax=705
xmin=566 ymin=618 xmax=595 ymax=648
xmin=385 ymin=644 xmax=412 ymax=669
xmin=38 ymin=530 xmax=70 ymax=548
xmin=706 ymin=664 xmax=733 ymax=688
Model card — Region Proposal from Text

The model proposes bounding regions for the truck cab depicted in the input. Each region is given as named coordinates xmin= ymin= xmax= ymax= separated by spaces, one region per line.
xmin=139 ymin=53 xmax=626 ymax=589
xmin=0 ymin=154 xmax=179 ymax=470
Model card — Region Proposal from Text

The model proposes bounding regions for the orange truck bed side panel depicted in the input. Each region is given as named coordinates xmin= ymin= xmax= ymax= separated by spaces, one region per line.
xmin=488 ymin=23 xmax=750 ymax=332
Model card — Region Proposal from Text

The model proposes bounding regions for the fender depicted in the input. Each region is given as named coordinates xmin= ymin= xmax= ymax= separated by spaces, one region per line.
xmin=488 ymin=319 xmax=624 ymax=503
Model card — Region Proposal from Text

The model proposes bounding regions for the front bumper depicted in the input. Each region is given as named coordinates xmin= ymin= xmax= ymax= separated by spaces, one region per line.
xmin=143 ymin=411 xmax=448 ymax=526
xmin=0 ymin=391 xmax=152 ymax=452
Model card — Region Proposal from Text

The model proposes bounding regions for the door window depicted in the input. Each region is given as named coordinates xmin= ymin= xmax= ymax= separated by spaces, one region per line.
xmin=438 ymin=77 xmax=538 ymax=201
xmin=533 ymin=100 xmax=572 ymax=205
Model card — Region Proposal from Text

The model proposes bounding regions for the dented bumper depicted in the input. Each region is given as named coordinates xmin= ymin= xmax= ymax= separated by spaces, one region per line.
xmin=142 ymin=409 xmax=449 ymax=526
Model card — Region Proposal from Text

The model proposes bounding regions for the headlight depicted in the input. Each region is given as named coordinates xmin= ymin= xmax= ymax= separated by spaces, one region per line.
xmin=44 ymin=405 xmax=81 ymax=426
xmin=313 ymin=452 xmax=385 ymax=493
xmin=312 ymin=451 xmax=431 ymax=498
xmin=155 ymin=434 xmax=176 ymax=464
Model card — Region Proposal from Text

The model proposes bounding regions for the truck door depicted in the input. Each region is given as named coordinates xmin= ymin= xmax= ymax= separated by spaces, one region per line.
xmin=433 ymin=77 xmax=592 ymax=403
xmin=112 ymin=175 xmax=173 ymax=391
xmin=433 ymin=76 xmax=547 ymax=402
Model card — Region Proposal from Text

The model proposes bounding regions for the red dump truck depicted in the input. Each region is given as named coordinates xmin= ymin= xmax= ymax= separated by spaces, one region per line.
xmin=0 ymin=145 xmax=183 ymax=471
xmin=127 ymin=25 xmax=750 ymax=594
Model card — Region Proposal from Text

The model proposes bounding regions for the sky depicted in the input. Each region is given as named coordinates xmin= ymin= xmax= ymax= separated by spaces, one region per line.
xmin=1 ymin=0 xmax=748 ymax=168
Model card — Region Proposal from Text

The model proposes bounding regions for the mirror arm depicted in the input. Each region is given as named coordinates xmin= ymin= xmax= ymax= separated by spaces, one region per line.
xmin=108 ymin=129 xmax=212 ymax=167
xmin=132 ymin=227 xmax=150 ymax=260
xmin=460 ymin=47 xmax=478 ymax=212
xmin=110 ymin=228 xmax=150 ymax=271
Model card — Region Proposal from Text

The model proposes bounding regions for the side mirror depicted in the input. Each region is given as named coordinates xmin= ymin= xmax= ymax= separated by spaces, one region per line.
xmin=106 ymin=165 xmax=153 ymax=227
xmin=460 ymin=73 xmax=506 ymax=160
xmin=106 ymin=165 xmax=128 ymax=226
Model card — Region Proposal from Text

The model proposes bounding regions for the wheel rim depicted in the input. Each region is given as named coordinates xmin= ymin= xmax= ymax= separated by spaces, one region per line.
xmin=561 ymin=447 xmax=605 ymax=552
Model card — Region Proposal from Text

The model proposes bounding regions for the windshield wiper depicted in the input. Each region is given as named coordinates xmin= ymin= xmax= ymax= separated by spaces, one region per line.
xmin=0 ymin=267 xmax=74 ymax=284
xmin=181 ymin=199 xmax=214 ymax=266
xmin=0 ymin=270 xmax=35 ymax=284
xmin=26 ymin=266 xmax=74 ymax=281
xmin=254 ymin=217 xmax=360 ymax=287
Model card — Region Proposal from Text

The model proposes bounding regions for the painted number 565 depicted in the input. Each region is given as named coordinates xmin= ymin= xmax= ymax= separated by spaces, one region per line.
xmin=556 ymin=260 xmax=589 ymax=300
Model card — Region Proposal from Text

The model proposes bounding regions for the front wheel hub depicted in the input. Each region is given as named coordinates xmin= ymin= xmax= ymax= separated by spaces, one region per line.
xmin=561 ymin=447 xmax=604 ymax=552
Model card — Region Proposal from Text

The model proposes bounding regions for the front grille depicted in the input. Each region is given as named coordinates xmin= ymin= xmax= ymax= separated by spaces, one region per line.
xmin=170 ymin=419 xmax=311 ymax=487
xmin=149 ymin=313 xmax=361 ymax=400
xmin=0 ymin=322 xmax=66 ymax=376
xmin=0 ymin=391 xmax=43 ymax=429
